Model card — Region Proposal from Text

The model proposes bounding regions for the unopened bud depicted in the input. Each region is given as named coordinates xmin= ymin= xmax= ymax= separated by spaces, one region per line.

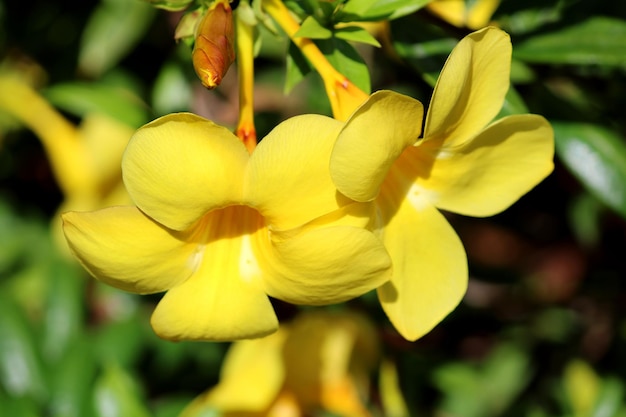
xmin=192 ymin=0 xmax=236 ymax=89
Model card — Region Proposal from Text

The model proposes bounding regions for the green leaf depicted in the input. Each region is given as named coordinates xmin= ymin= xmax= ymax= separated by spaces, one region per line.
xmin=295 ymin=16 xmax=333 ymax=39
xmin=41 ymin=260 xmax=85 ymax=364
xmin=553 ymin=122 xmax=626 ymax=220
xmin=285 ymin=41 xmax=312 ymax=94
xmin=48 ymin=338 xmax=98 ymax=417
xmin=317 ymin=37 xmax=371 ymax=93
xmin=152 ymin=60 xmax=193 ymax=116
xmin=338 ymin=0 xmax=430 ymax=21
xmin=0 ymin=392 xmax=40 ymax=417
xmin=496 ymin=86 xmax=529 ymax=118
xmin=510 ymin=59 xmax=536 ymax=84
xmin=390 ymin=16 xmax=456 ymax=85
xmin=481 ymin=345 xmax=532 ymax=415
xmin=334 ymin=26 xmax=381 ymax=47
xmin=0 ymin=293 xmax=47 ymax=402
xmin=143 ymin=0 xmax=193 ymax=11
xmin=497 ymin=1 xmax=564 ymax=35
xmin=591 ymin=378 xmax=624 ymax=417
xmin=44 ymin=80 xmax=149 ymax=128
xmin=513 ymin=17 xmax=626 ymax=68
xmin=434 ymin=344 xmax=531 ymax=417
xmin=336 ymin=0 xmax=378 ymax=20
xmin=93 ymin=363 xmax=151 ymax=417
xmin=79 ymin=0 xmax=156 ymax=77
xmin=568 ymin=192 xmax=603 ymax=248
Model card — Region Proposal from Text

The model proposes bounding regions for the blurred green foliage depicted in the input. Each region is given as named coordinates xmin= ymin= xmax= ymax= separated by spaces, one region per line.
xmin=1 ymin=0 xmax=626 ymax=416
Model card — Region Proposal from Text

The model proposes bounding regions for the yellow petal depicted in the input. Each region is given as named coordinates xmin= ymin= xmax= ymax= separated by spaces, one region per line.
xmin=122 ymin=113 xmax=248 ymax=231
xmin=181 ymin=330 xmax=287 ymax=415
xmin=424 ymin=27 xmax=511 ymax=147
xmin=62 ymin=207 xmax=195 ymax=293
xmin=377 ymin=175 xmax=467 ymax=341
xmin=419 ymin=115 xmax=554 ymax=217
xmin=426 ymin=0 xmax=466 ymax=28
xmin=245 ymin=114 xmax=344 ymax=230
xmin=427 ymin=0 xmax=501 ymax=30
xmin=150 ymin=207 xmax=278 ymax=341
xmin=330 ymin=90 xmax=424 ymax=202
xmin=259 ymin=226 xmax=391 ymax=305
xmin=467 ymin=0 xmax=501 ymax=30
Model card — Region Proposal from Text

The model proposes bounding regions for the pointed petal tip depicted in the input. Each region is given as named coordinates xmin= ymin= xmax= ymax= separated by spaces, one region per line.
xmin=151 ymin=315 xmax=279 ymax=342
xmin=376 ymin=203 xmax=468 ymax=342
xmin=331 ymin=90 xmax=424 ymax=202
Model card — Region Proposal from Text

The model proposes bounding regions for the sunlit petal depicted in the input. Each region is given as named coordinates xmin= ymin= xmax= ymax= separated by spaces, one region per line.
xmin=330 ymin=91 xmax=424 ymax=202
xmin=150 ymin=207 xmax=278 ymax=341
xmin=424 ymin=27 xmax=511 ymax=147
xmin=122 ymin=113 xmax=249 ymax=231
xmin=377 ymin=174 xmax=467 ymax=341
xmin=62 ymin=207 xmax=195 ymax=293
xmin=245 ymin=114 xmax=344 ymax=230
xmin=259 ymin=226 xmax=391 ymax=305
xmin=419 ymin=115 xmax=554 ymax=216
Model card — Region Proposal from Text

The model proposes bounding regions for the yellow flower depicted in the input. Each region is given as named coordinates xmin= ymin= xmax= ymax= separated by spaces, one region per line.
xmin=427 ymin=0 xmax=501 ymax=30
xmin=180 ymin=310 xmax=379 ymax=417
xmin=329 ymin=27 xmax=555 ymax=341
xmin=62 ymin=113 xmax=392 ymax=341
xmin=0 ymin=72 xmax=133 ymax=252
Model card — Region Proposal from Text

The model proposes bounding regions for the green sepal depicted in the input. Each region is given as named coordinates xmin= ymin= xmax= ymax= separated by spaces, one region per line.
xmin=295 ymin=16 xmax=333 ymax=39
xmin=334 ymin=26 xmax=381 ymax=47
xmin=317 ymin=37 xmax=371 ymax=93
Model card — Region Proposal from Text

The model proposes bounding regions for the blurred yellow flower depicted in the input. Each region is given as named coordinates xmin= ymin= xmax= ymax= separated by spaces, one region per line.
xmin=330 ymin=27 xmax=555 ymax=341
xmin=0 ymin=71 xmax=132 ymax=251
xmin=427 ymin=0 xmax=501 ymax=30
xmin=180 ymin=310 xmax=379 ymax=417
xmin=62 ymin=113 xmax=392 ymax=341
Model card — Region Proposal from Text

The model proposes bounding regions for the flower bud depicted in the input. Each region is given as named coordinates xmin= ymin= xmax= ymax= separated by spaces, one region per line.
xmin=192 ymin=0 xmax=236 ymax=89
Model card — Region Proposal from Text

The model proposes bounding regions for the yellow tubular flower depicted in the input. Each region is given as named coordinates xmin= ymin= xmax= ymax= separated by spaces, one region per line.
xmin=427 ymin=0 xmax=501 ymax=30
xmin=235 ymin=9 xmax=257 ymax=152
xmin=180 ymin=311 xmax=378 ymax=417
xmin=329 ymin=27 xmax=555 ymax=341
xmin=0 ymin=74 xmax=132 ymax=252
xmin=262 ymin=0 xmax=369 ymax=121
xmin=62 ymin=113 xmax=392 ymax=341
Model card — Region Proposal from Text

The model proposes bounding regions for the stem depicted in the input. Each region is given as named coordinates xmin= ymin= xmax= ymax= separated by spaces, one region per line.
xmin=235 ymin=11 xmax=257 ymax=153
xmin=261 ymin=0 xmax=368 ymax=121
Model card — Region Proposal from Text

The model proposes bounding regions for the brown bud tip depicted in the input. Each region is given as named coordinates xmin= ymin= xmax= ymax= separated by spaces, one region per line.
xmin=192 ymin=0 xmax=236 ymax=89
